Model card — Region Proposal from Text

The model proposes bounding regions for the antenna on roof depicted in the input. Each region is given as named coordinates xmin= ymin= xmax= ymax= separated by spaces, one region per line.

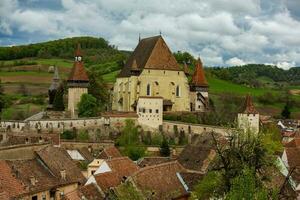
xmin=138 ymin=33 xmax=141 ymax=42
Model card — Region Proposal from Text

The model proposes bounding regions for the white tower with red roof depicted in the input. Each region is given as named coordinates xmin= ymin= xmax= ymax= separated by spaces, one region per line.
xmin=238 ymin=94 xmax=260 ymax=134
xmin=67 ymin=44 xmax=89 ymax=118
xmin=189 ymin=58 xmax=209 ymax=112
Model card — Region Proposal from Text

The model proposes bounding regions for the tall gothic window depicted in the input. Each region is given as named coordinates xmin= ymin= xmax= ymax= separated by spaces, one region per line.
xmin=147 ymin=84 xmax=151 ymax=96
xmin=176 ymin=85 xmax=180 ymax=97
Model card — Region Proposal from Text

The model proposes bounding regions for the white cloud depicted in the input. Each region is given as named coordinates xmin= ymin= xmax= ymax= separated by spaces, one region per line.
xmin=226 ymin=57 xmax=247 ymax=66
xmin=276 ymin=61 xmax=296 ymax=70
xmin=0 ymin=0 xmax=299 ymax=67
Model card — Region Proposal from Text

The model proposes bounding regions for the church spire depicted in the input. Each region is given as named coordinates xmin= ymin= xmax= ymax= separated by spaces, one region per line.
xmin=74 ymin=43 xmax=82 ymax=62
xmin=241 ymin=94 xmax=258 ymax=114
xmin=191 ymin=57 xmax=208 ymax=87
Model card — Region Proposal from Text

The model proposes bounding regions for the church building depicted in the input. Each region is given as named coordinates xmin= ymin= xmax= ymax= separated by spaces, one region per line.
xmin=67 ymin=44 xmax=89 ymax=118
xmin=112 ymin=35 xmax=208 ymax=112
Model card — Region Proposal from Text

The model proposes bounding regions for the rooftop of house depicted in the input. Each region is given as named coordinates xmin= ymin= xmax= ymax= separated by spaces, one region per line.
xmin=92 ymin=157 xmax=139 ymax=192
xmin=0 ymin=160 xmax=26 ymax=199
xmin=118 ymin=35 xmax=180 ymax=77
xmin=36 ymin=146 xmax=86 ymax=185
xmin=285 ymin=138 xmax=300 ymax=148
xmin=97 ymin=146 xmax=122 ymax=160
xmin=137 ymin=157 xmax=176 ymax=168
xmin=178 ymin=134 xmax=217 ymax=172
xmin=64 ymin=183 xmax=103 ymax=200
xmin=130 ymin=161 xmax=189 ymax=200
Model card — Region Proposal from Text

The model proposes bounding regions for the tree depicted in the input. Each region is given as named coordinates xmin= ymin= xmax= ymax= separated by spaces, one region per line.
xmin=53 ymin=86 xmax=65 ymax=111
xmin=77 ymin=94 xmax=98 ymax=117
xmin=281 ymin=103 xmax=291 ymax=119
xmin=87 ymin=69 xmax=109 ymax=110
xmin=160 ymin=137 xmax=170 ymax=157
xmin=117 ymin=119 xmax=146 ymax=161
xmin=192 ymin=129 xmax=279 ymax=199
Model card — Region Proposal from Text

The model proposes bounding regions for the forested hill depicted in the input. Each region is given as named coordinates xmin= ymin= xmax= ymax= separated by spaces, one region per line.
xmin=206 ymin=64 xmax=300 ymax=88
xmin=0 ymin=36 xmax=128 ymax=64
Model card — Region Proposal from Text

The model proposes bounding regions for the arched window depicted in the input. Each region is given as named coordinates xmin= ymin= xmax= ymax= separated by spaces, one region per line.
xmin=146 ymin=84 xmax=151 ymax=96
xmin=176 ymin=85 xmax=180 ymax=97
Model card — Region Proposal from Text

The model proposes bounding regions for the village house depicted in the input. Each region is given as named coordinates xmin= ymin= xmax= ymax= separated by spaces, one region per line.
xmin=0 ymin=146 xmax=85 ymax=200
xmin=85 ymin=157 xmax=139 ymax=197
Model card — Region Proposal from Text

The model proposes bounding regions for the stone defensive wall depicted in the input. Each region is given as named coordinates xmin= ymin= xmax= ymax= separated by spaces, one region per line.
xmin=162 ymin=120 xmax=230 ymax=136
xmin=0 ymin=113 xmax=138 ymax=134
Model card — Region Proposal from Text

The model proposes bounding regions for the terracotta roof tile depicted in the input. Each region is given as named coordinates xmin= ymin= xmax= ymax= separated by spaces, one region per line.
xmin=6 ymin=159 xmax=58 ymax=195
xmin=36 ymin=146 xmax=86 ymax=184
xmin=0 ymin=161 xmax=26 ymax=199
xmin=118 ymin=35 xmax=180 ymax=77
xmin=191 ymin=58 xmax=208 ymax=87
xmin=137 ymin=157 xmax=176 ymax=168
xmin=64 ymin=183 xmax=103 ymax=200
xmin=94 ymin=157 xmax=139 ymax=192
xmin=178 ymin=134 xmax=217 ymax=172
xmin=68 ymin=61 xmax=89 ymax=82
xmin=130 ymin=161 xmax=188 ymax=200
xmin=240 ymin=94 xmax=258 ymax=114
xmin=285 ymin=138 xmax=300 ymax=148
xmin=98 ymin=146 xmax=122 ymax=159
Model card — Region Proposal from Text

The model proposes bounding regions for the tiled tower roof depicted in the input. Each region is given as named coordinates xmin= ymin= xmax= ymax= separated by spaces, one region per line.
xmin=68 ymin=44 xmax=89 ymax=82
xmin=191 ymin=58 xmax=208 ymax=87
xmin=118 ymin=35 xmax=180 ymax=77
xmin=241 ymin=94 xmax=259 ymax=114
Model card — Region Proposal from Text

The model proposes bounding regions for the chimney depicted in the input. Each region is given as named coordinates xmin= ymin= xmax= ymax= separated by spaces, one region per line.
xmin=30 ymin=176 xmax=36 ymax=186
xmin=60 ymin=170 xmax=66 ymax=180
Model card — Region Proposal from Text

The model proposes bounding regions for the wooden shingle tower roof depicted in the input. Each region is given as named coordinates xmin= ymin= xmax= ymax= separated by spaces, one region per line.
xmin=191 ymin=58 xmax=208 ymax=87
xmin=118 ymin=35 xmax=180 ymax=77
xmin=241 ymin=94 xmax=258 ymax=114
xmin=68 ymin=43 xmax=89 ymax=83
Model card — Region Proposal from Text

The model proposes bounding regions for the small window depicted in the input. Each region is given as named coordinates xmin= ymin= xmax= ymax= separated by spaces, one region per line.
xmin=146 ymin=84 xmax=151 ymax=96
xmin=176 ymin=85 xmax=180 ymax=97
xmin=156 ymin=109 xmax=159 ymax=113
xmin=143 ymin=108 xmax=146 ymax=113
xmin=149 ymin=109 xmax=152 ymax=113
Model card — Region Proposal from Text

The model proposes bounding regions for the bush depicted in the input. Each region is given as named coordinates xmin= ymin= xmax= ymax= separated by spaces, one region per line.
xmin=77 ymin=94 xmax=98 ymax=117
xmin=77 ymin=130 xmax=90 ymax=141
xmin=61 ymin=130 xmax=76 ymax=140
xmin=160 ymin=137 xmax=170 ymax=157
xmin=124 ymin=146 xmax=146 ymax=161
xmin=151 ymin=133 xmax=163 ymax=146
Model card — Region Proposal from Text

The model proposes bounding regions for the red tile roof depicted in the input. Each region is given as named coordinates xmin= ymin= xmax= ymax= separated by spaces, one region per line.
xmin=98 ymin=146 xmax=122 ymax=159
xmin=241 ymin=94 xmax=258 ymax=114
xmin=130 ymin=161 xmax=188 ymax=200
xmin=75 ymin=43 xmax=82 ymax=57
xmin=94 ymin=157 xmax=139 ymax=192
xmin=36 ymin=146 xmax=86 ymax=184
xmin=64 ymin=183 xmax=103 ymax=200
xmin=285 ymin=138 xmax=300 ymax=148
xmin=118 ymin=35 xmax=180 ymax=77
xmin=0 ymin=161 xmax=26 ymax=199
xmin=191 ymin=58 xmax=208 ymax=87
xmin=68 ymin=61 xmax=89 ymax=82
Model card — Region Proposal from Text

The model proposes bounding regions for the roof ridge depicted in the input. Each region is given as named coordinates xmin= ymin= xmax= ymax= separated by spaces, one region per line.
xmin=132 ymin=160 xmax=184 ymax=177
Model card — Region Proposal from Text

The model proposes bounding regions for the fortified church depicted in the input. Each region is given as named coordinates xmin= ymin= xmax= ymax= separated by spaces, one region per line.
xmin=44 ymin=35 xmax=259 ymax=132
xmin=112 ymin=35 xmax=209 ymax=113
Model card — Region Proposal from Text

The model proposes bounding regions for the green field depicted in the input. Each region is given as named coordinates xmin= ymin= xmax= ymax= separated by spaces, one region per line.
xmin=102 ymin=70 xmax=120 ymax=82
xmin=207 ymin=77 xmax=280 ymax=96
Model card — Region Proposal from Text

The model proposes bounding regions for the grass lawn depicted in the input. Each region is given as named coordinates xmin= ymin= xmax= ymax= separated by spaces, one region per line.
xmin=1 ymin=103 xmax=44 ymax=120
xmin=207 ymin=77 xmax=280 ymax=96
xmin=34 ymin=58 xmax=73 ymax=68
xmin=0 ymin=71 xmax=51 ymax=77
xmin=102 ymin=70 xmax=120 ymax=83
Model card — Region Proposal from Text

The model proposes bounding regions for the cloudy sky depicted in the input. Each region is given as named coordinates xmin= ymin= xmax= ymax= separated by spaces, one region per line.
xmin=1 ymin=0 xmax=300 ymax=68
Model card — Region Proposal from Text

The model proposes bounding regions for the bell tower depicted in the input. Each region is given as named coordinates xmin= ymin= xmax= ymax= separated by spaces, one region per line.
xmin=189 ymin=58 xmax=209 ymax=112
xmin=67 ymin=44 xmax=89 ymax=118
xmin=237 ymin=94 xmax=260 ymax=134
